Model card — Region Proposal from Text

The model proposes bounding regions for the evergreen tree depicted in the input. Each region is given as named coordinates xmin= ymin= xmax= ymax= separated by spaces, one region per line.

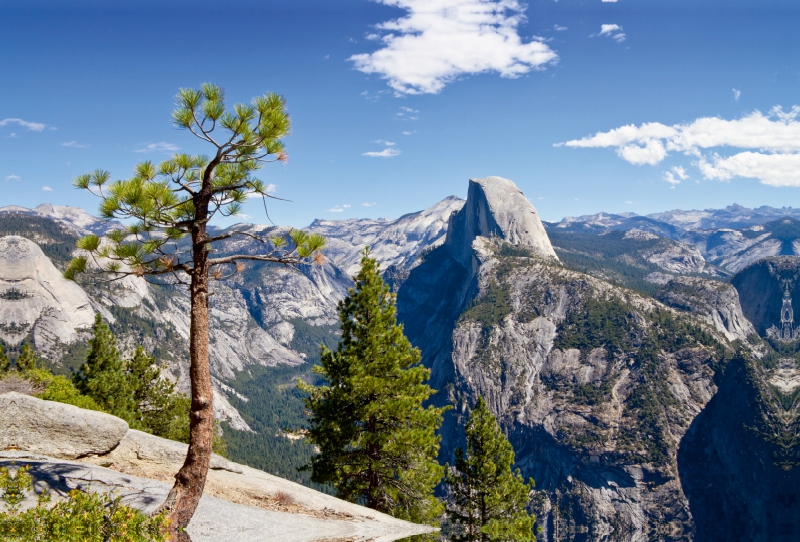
xmin=299 ymin=249 xmax=448 ymax=524
xmin=127 ymin=347 xmax=191 ymax=442
xmin=74 ymin=314 xmax=136 ymax=421
xmin=15 ymin=345 xmax=38 ymax=372
xmin=0 ymin=346 xmax=9 ymax=373
xmin=445 ymin=396 xmax=537 ymax=542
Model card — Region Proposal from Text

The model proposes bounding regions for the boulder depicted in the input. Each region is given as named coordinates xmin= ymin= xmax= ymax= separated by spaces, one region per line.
xmin=0 ymin=392 xmax=128 ymax=459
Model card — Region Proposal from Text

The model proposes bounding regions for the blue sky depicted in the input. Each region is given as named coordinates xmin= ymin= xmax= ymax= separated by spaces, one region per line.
xmin=1 ymin=0 xmax=799 ymax=227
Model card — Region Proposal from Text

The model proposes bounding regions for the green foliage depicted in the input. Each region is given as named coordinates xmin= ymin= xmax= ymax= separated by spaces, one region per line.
xmin=222 ymin=363 xmax=326 ymax=489
xmin=74 ymin=315 xmax=196 ymax=444
xmin=74 ymin=315 xmax=136 ymax=421
xmin=554 ymin=297 xmax=634 ymax=355
xmin=0 ymin=465 xmax=169 ymax=541
xmin=15 ymin=345 xmax=38 ymax=372
xmin=0 ymin=345 xmax=8 ymax=373
xmin=26 ymin=369 xmax=103 ymax=411
xmin=64 ymin=83 xmax=324 ymax=283
xmin=445 ymin=397 xmax=537 ymax=542
xmin=126 ymin=347 xmax=191 ymax=442
xmin=460 ymin=279 xmax=512 ymax=329
xmin=299 ymin=250 xmax=448 ymax=523
xmin=547 ymin=230 xmax=666 ymax=297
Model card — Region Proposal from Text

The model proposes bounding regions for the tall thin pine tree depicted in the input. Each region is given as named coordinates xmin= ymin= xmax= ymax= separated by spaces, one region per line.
xmin=445 ymin=396 xmax=537 ymax=542
xmin=300 ymin=249 xmax=448 ymax=524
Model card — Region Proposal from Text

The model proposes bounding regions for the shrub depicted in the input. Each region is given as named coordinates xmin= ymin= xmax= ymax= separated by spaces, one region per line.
xmin=0 ymin=465 xmax=169 ymax=541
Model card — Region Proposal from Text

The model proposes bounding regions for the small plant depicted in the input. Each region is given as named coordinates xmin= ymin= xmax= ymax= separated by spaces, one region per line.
xmin=272 ymin=490 xmax=296 ymax=507
xmin=0 ymin=464 xmax=169 ymax=541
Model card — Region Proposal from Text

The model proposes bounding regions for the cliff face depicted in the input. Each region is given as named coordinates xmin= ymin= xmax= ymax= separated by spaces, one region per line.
xmin=445 ymin=176 xmax=557 ymax=268
xmin=678 ymin=356 xmax=800 ymax=542
xmin=399 ymin=177 xmax=735 ymax=540
xmin=732 ymin=257 xmax=800 ymax=336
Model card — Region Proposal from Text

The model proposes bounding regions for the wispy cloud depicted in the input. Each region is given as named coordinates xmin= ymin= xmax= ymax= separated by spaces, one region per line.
xmin=554 ymin=24 xmax=567 ymax=31
xmin=5 ymin=175 xmax=20 ymax=182
xmin=602 ymin=0 xmax=618 ymax=3
xmin=402 ymin=131 xmax=415 ymax=135
xmin=343 ymin=204 xmax=351 ymax=208
xmin=597 ymin=24 xmax=625 ymax=42
xmin=625 ymin=200 xmax=634 ymax=203
xmin=42 ymin=186 xmax=53 ymax=192
xmin=62 ymin=141 xmax=90 ymax=148
xmin=349 ymin=0 xmax=558 ymax=94
xmin=363 ymin=148 xmax=401 ymax=158
xmin=373 ymin=139 xmax=397 ymax=146
xmin=663 ymin=166 xmax=688 ymax=187
xmin=135 ymin=142 xmax=180 ymax=154
xmin=362 ymin=202 xmax=376 ymax=207
xmin=0 ymin=118 xmax=46 ymax=131
xmin=327 ymin=206 xmax=345 ymax=213
xmin=733 ymin=88 xmax=741 ymax=102
xmin=559 ymin=105 xmax=800 ymax=186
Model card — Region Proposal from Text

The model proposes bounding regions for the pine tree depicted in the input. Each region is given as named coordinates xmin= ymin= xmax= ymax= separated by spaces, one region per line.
xmin=445 ymin=396 xmax=537 ymax=542
xmin=0 ymin=346 xmax=9 ymax=373
xmin=127 ymin=347 xmax=191 ymax=442
xmin=74 ymin=314 xmax=136 ymax=421
xmin=299 ymin=249 xmax=448 ymax=524
xmin=15 ymin=345 xmax=38 ymax=372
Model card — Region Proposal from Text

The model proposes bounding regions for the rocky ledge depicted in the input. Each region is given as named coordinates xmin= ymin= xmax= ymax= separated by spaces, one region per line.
xmin=0 ymin=392 xmax=434 ymax=542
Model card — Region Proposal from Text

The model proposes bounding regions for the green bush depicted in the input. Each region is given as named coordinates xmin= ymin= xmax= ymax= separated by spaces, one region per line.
xmin=0 ymin=465 xmax=169 ymax=541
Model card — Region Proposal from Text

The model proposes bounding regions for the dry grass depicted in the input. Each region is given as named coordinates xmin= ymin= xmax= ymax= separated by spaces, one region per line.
xmin=273 ymin=490 xmax=296 ymax=506
xmin=0 ymin=375 xmax=43 ymax=395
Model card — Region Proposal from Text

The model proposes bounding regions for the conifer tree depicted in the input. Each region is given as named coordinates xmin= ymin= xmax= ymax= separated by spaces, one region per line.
xmin=74 ymin=314 xmax=136 ymax=421
xmin=300 ymin=249 xmax=448 ymax=524
xmin=65 ymin=84 xmax=325 ymax=537
xmin=15 ymin=345 xmax=38 ymax=373
xmin=0 ymin=346 xmax=9 ymax=373
xmin=445 ymin=396 xmax=537 ymax=542
xmin=127 ymin=347 xmax=191 ymax=442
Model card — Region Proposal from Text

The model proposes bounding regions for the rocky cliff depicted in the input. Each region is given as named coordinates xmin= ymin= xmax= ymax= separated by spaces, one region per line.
xmin=398 ymin=176 xmax=753 ymax=541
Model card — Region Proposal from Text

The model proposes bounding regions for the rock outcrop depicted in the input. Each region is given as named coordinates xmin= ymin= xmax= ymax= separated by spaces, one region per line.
xmin=731 ymin=257 xmax=800 ymax=336
xmin=658 ymin=276 xmax=755 ymax=342
xmin=0 ymin=392 xmax=434 ymax=542
xmin=0 ymin=236 xmax=94 ymax=348
xmin=0 ymin=392 xmax=128 ymax=459
xmin=445 ymin=177 xmax=557 ymax=268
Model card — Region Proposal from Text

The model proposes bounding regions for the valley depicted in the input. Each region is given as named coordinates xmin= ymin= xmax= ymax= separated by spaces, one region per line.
xmin=2 ymin=178 xmax=800 ymax=540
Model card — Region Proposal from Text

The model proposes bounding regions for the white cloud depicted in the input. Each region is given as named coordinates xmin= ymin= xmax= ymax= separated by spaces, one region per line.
xmin=733 ymin=88 xmax=741 ymax=102
xmin=612 ymin=33 xmax=626 ymax=42
xmin=42 ymin=186 xmax=53 ymax=192
xmin=373 ymin=139 xmax=397 ymax=146
xmin=554 ymin=24 xmax=567 ymax=31
xmin=625 ymin=200 xmax=634 ymax=204
xmin=697 ymin=152 xmax=800 ymax=187
xmin=362 ymin=202 xmax=377 ymax=207
xmin=402 ymin=131 xmax=415 ymax=135
xmin=599 ymin=24 xmax=621 ymax=36
xmin=602 ymin=0 xmax=618 ymax=2
xmin=135 ymin=142 xmax=180 ymax=153
xmin=363 ymin=148 xmax=402 ymax=158
xmin=5 ymin=175 xmax=20 ymax=182
xmin=399 ymin=106 xmax=419 ymax=113
xmin=327 ymin=206 xmax=345 ymax=212
xmin=343 ymin=204 xmax=351 ymax=208
xmin=366 ymin=33 xmax=380 ymax=41
xmin=62 ymin=141 xmax=90 ymax=148
xmin=560 ymin=106 xmax=800 ymax=186
xmin=349 ymin=0 xmax=558 ymax=94
xmin=0 ymin=118 xmax=45 ymax=131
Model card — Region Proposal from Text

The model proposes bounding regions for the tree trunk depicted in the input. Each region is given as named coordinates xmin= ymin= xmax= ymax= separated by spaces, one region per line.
xmin=157 ymin=219 xmax=214 ymax=541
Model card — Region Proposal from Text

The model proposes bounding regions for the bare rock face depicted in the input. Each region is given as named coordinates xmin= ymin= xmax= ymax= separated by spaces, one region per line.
xmin=445 ymin=177 xmax=558 ymax=268
xmin=0 ymin=236 xmax=94 ymax=348
xmin=0 ymin=392 xmax=128 ymax=459
xmin=658 ymin=276 xmax=755 ymax=342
